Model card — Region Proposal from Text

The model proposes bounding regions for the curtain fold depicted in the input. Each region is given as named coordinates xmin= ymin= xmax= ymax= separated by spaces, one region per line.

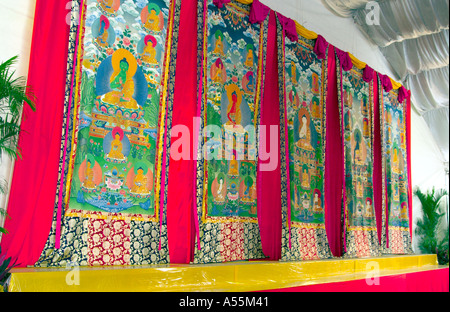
xmin=258 ymin=10 xmax=281 ymax=261
xmin=166 ymin=0 xmax=199 ymax=264
xmin=324 ymin=45 xmax=343 ymax=257
xmin=0 ymin=0 xmax=70 ymax=266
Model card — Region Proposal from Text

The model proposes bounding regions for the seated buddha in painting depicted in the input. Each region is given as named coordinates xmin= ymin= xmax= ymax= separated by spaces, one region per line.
xmin=291 ymin=61 xmax=298 ymax=85
xmin=103 ymin=51 xmax=140 ymax=110
xmin=244 ymin=44 xmax=254 ymax=68
xmin=301 ymin=168 xmax=310 ymax=189
xmin=96 ymin=16 xmax=110 ymax=48
xmin=364 ymin=198 xmax=374 ymax=218
xmin=225 ymin=84 xmax=243 ymax=128
xmin=131 ymin=167 xmax=150 ymax=195
xmin=213 ymin=30 xmax=225 ymax=56
xmin=107 ymin=128 xmax=126 ymax=161
xmin=140 ymin=35 xmax=158 ymax=65
xmin=296 ymin=108 xmax=313 ymax=150
xmin=82 ymin=157 xmax=97 ymax=190
xmin=312 ymin=190 xmax=322 ymax=214
xmin=143 ymin=4 xmax=162 ymax=32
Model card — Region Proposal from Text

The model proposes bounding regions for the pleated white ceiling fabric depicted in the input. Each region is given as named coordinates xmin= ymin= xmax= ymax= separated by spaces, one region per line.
xmin=322 ymin=0 xmax=449 ymax=169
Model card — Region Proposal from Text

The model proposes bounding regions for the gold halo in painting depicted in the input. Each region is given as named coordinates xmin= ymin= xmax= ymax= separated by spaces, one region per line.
xmin=111 ymin=48 xmax=138 ymax=81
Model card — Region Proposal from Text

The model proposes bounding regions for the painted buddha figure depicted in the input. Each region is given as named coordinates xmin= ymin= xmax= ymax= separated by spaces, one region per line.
xmin=215 ymin=176 xmax=226 ymax=203
xmin=364 ymin=199 xmax=374 ymax=218
xmin=361 ymin=96 xmax=369 ymax=115
xmin=228 ymin=154 xmax=239 ymax=177
xmin=103 ymin=56 xmax=139 ymax=110
xmin=400 ymin=203 xmax=408 ymax=220
xmin=99 ymin=0 xmax=116 ymax=14
xmin=296 ymin=111 xmax=312 ymax=150
xmin=96 ymin=16 xmax=110 ymax=48
xmin=83 ymin=159 xmax=96 ymax=189
xmin=312 ymin=191 xmax=322 ymax=214
xmin=212 ymin=58 xmax=224 ymax=83
xmin=213 ymin=30 xmax=224 ymax=55
xmin=363 ymin=118 xmax=370 ymax=137
xmin=301 ymin=168 xmax=310 ymax=189
xmin=131 ymin=168 xmax=149 ymax=195
xmin=356 ymin=180 xmax=364 ymax=198
xmin=291 ymin=61 xmax=297 ymax=85
xmin=290 ymin=85 xmax=300 ymax=109
xmin=144 ymin=4 xmax=161 ymax=32
xmin=140 ymin=35 xmax=158 ymax=64
xmin=225 ymin=85 xmax=242 ymax=127
xmin=244 ymin=46 xmax=254 ymax=68
xmin=392 ymin=147 xmax=400 ymax=173
xmin=107 ymin=133 xmax=126 ymax=160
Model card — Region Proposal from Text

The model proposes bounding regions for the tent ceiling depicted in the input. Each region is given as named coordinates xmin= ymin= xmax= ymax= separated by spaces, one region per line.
xmin=322 ymin=0 xmax=449 ymax=165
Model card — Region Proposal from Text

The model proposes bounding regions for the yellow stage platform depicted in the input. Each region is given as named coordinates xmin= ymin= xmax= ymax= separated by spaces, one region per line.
xmin=7 ymin=254 xmax=444 ymax=292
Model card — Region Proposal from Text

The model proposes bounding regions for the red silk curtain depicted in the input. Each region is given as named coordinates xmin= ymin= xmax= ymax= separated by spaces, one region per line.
xmin=166 ymin=0 xmax=199 ymax=264
xmin=324 ymin=45 xmax=343 ymax=257
xmin=257 ymin=10 xmax=282 ymax=261
xmin=0 ymin=0 xmax=71 ymax=267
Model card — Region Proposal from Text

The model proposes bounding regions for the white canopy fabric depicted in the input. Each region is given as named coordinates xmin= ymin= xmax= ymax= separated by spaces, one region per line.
xmin=321 ymin=0 xmax=449 ymax=179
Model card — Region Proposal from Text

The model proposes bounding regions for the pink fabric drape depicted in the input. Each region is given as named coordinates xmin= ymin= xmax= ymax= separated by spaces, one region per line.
xmin=335 ymin=48 xmax=353 ymax=72
xmin=249 ymin=0 xmax=270 ymax=24
xmin=314 ymin=35 xmax=329 ymax=60
xmin=166 ymin=0 xmax=199 ymax=264
xmin=325 ymin=45 xmax=343 ymax=257
xmin=372 ymin=70 xmax=383 ymax=245
xmin=258 ymin=10 xmax=281 ymax=261
xmin=0 ymin=0 xmax=70 ymax=267
xmin=380 ymin=73 xmax=393 ymax=93
xmin=406 ymin=90 xmax=413 ymax=237
xmin=275 ymin=13 xmax=298 ymax=42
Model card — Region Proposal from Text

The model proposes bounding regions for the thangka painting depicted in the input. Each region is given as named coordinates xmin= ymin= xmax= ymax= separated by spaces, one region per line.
xmin=278 ymin=21 xmax=333 ymax=261
xmin=337 ymin=61 xmax=381 ymax=258
xmin=194 ymin=0 xmax=269 ymax=264
xmin=379 ymin=84 xmax=413 ymax=255
xmin=35 ymin=0 xmax=181 ymax=267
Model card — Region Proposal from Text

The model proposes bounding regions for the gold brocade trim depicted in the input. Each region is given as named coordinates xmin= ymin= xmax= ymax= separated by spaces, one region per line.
xmin=291 ymin=223 xmax=326 ymax=230
xmin=204 ymin=216 xmax=259 ymax=224
xmin=154 ymin=0 xmax=177 ymax=222
xmin=64 ymin=2 xmax=86 ymax=209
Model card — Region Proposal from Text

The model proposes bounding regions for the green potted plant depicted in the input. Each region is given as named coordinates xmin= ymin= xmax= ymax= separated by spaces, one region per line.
xmin=0 ymin=55 xmax=36 ymax=291
xmin=414 ymin=187 xmax=449 ymax=265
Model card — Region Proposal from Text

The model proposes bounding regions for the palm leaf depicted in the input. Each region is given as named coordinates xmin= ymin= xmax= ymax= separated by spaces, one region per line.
xmin=0 ymin=56 xmax=36 ymax=115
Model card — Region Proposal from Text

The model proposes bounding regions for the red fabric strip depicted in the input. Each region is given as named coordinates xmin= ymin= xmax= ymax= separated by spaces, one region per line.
xmin=406 ymin=90 xmax=413 ymax=237
xmin=166 ymin=0 xmax=198 ymax=264
xmin=325 ymin=46 xmax=343 ymax=257
xmin=0 ymin=0 xmax=70 ymax=267
xmin=372 ymin=71 xmax=383 ymax=245
xmin=258 ymin=10 xmax=281 ymax=260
